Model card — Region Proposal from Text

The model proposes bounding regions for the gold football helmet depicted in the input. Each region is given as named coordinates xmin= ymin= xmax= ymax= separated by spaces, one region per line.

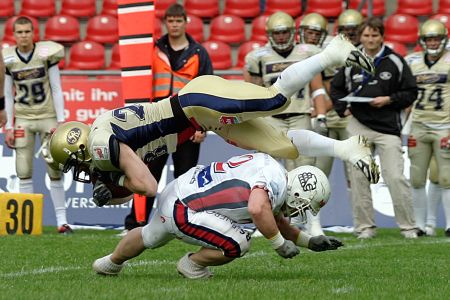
xmin=299 ymin=13 xmax=328 ymax=46
xmin=49 ymin=121 xmax=92 ymax=182
xmin=337 ymin=9 xmax=363 ymax=45
xmin=265 ymin=11 xmax=296 ymax=51
xmin=419 ymin=19 xmax=448 ymax=56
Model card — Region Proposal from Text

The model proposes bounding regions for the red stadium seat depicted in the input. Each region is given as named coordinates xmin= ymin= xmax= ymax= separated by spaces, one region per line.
xmin=265 ymin=0 xmax=302 ymax=17
xmin=223 ymin=0 xmax=261 ymax=19
xmin=305 ymin=0 xmax=342 ymax=18
xmin=185 ymin=0 xmax=219 ymax=19
xmin=108 ymin=44 xmax=121 ymax=69
xmin=439 ymin=0 xmax=450 ymax=14
xmin=20 ymin=0 xmax=55 ymax=18
xmin=235 ymin=40 xmax=265 ymax=67
xmin=186 ymin=15 xmax=204 ymax=42
xmin=384 ymin=14 xmax=419 ymax=44
xmin=348 ymin=0 xmax=385 ymax=17
xmin=67 ymin=41 xmax=105 ymax=69
xmin=208 ymin=15 xmax=246 ymax=44
xmin=384 ymin=40 xmax=408 ymax=57
xmin=396 ymin=0 xmax=433 ymax=16
xmin=430 ymin=14 xmax=450 ymax=36
xmin=0 ymin=0 xmax=15 ymax=18
xmin=44 ymin=15 xmax=80 ymax=43
xmin=250 ymin=15 xmax=270 ymax=43
xmin=155 ymin=0 xmax=177 ymax=19
xmin=202 ymin=41 xmax=232 ymax=69
xmin=3 ymin=16 xmax=40 ymax=43
xmin=101 ymin=0 xmax=118 ymax=17
xmin=60 ymin=0 xmax=96 ymax=18
xmin=85 ymin=15 xmax=118 ymax=44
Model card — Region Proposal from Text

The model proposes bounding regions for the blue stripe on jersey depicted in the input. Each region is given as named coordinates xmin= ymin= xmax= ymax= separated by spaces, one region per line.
xmin=110 ymin=116 xmax=179 ymax=151
xmin=178 ymin=92 xmax=287 ymax=113
xmin=181 ymin=179 xmax=251 ymax=211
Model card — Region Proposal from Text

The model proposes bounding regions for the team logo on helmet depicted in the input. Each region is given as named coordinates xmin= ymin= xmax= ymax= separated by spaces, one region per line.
xmin=67 ymin=128 xmax=82 ymax=144
xmin=298 ymin=171 xmax=317 ymax=192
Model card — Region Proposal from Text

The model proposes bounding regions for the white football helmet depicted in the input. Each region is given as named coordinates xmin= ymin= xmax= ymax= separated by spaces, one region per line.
xmin=285 ymin=165 xmax=330 ymax=222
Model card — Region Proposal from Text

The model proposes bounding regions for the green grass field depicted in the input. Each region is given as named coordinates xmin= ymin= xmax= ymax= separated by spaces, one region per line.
xmin=1 ymin=227 xmax=449 ymax=299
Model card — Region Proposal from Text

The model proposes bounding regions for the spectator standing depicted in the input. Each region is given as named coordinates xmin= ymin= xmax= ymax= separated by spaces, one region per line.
xmin=3 ymin=17 xmax=71 ymax=233
xmin=405 ymin=19 xmax=450 ymax=237
xmin=121 ymin=3 xmax=213 ymax=234
xmin=330 ymin=17 xmax=418 ymax=239
xmin=244 ymin=12 xmax=328 ymax=236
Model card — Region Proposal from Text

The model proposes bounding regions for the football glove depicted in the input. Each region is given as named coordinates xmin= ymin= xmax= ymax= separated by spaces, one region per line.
xmin=308 ymin=235 xmax=343 ymax=252
xmin=93 ymin=169 xmax=125 ymax=186
xmin=275 ymin=240 xmax=300 ymax=259
xmin=93 ymin=180 xmax=113 ymax=207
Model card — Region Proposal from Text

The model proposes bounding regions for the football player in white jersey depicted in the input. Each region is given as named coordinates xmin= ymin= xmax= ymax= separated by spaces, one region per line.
xmin=3 ymin=16 xmax=71 ymax=234
xmin=243 ymin=12 xmax=328 ymax=236
xmin=0 ymin=50 xmax=6 ymax=127
xmin=50 ymin=33 xmax=379 ymax=207
xmin=405 ymin=20 xmax=450 ymax=237
xmin=92 ymin=153 xmax=343 ymax=278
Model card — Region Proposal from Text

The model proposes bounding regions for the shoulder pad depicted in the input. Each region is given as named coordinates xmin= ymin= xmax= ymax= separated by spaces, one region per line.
xmin=294 ymin=43 xmax=321 ymax=55
xmin=404 ymin=52 xmax=422 ymax=65
xmin=2 ymin=46 xmax=18 ymax=67
xmin=36 ymin=41 xmax=65 ymax=64
xmin=251 ymin=46 xmax=273 ymax=58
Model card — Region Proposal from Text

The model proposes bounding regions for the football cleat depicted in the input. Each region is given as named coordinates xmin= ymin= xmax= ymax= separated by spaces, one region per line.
xmin=321 ymin=33 xmax=375 ymax=75
xmin=93 ymin=255 xmax=123 ymax=275
xmin=176 ymin=253 xmax=212 ymax=279
xmin=401 ymin=229 xmax=418 ymax=239
xmin=58 ymin=224 xmax=74 ymax=235
xmin=337 ymin=135 xmax=380 ymax=184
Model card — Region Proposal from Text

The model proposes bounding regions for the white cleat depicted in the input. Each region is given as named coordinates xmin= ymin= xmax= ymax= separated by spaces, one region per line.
xmin=321 ymin=33 xmax=375 ymax=75
xmin=93 ymin=255 xmax=124 ymax=275
xmin=337 ymin=135 xmax=380 ymax=184
xmin=177 ymin=253 xmax=212 ymax=279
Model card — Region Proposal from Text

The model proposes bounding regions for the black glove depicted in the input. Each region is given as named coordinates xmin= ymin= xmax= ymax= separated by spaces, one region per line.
xmin=93 ymin=169 xmax=124 ymax=186
xmin=275 ymin=240 xmax=300 ymax=259
xmin=93 ymin=180 xmax=112 ymax=207
xmin=308 ymin=235 xmax=343 ymax=252
xmin=313 ymin=116 xmax=328 ymax=136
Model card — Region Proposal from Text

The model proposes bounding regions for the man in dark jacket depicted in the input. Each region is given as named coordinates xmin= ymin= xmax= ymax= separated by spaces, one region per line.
xmin=330 ymin=17 xmax=419 ymax=239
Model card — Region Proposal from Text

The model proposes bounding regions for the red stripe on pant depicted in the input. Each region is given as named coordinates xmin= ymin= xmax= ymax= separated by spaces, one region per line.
xmin=173 ymin=200 xmax=241 ymax=258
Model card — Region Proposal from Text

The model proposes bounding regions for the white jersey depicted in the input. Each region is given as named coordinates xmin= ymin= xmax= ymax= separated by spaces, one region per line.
xmin=405 ymin=51 xmax=450 ymax=126
xmin=2 ymin=41 xmax=64 ymax=120
xmin=174 ymin=153 xmax=288 ymax=223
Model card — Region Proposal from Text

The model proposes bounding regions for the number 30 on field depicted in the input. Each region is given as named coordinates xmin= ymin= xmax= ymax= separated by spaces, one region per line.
xmin=0 ymin=193 xmax=43 ymax=235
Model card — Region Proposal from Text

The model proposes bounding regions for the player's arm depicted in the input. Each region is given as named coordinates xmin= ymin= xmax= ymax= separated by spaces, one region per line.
xmin=117 ymin=142 xmax=158 ymax=197
xmin=243 ymin=69 xmax=263 ymax=86
xmin=248 ymin=187 xmax=299 ymax=258
xmin=310 ymin=73 xmax=332 ymax=115
xmin=48 ymin=64 xmax=65 ymax=125
xmin=275 ymin=212 xmax=343 ymax=252
xmin=4 ymin=73 xmax=15 ymax=148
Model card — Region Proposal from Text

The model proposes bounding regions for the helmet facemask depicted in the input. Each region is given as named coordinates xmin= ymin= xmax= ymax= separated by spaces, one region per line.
xmin=63 ymin=146 xmax=91 ymax=183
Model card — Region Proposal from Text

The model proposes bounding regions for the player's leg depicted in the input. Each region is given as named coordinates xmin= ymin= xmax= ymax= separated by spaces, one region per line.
xmin=425 ymin=156 xmax=441 ymax=236
xmin=39 ymin=118 xmax=70 ymax=232
xmin=215 ymin=118 xmax=299 ymax=159
xmin=408 ymin=128 xmax=433 ymax=233
xmin=434 ymin=134 xmax=450 ymax=236
xmin=288 ymin=128 xmax=380 ymax=183
xmin=14 ymin=118 xmax=35 ymax=193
